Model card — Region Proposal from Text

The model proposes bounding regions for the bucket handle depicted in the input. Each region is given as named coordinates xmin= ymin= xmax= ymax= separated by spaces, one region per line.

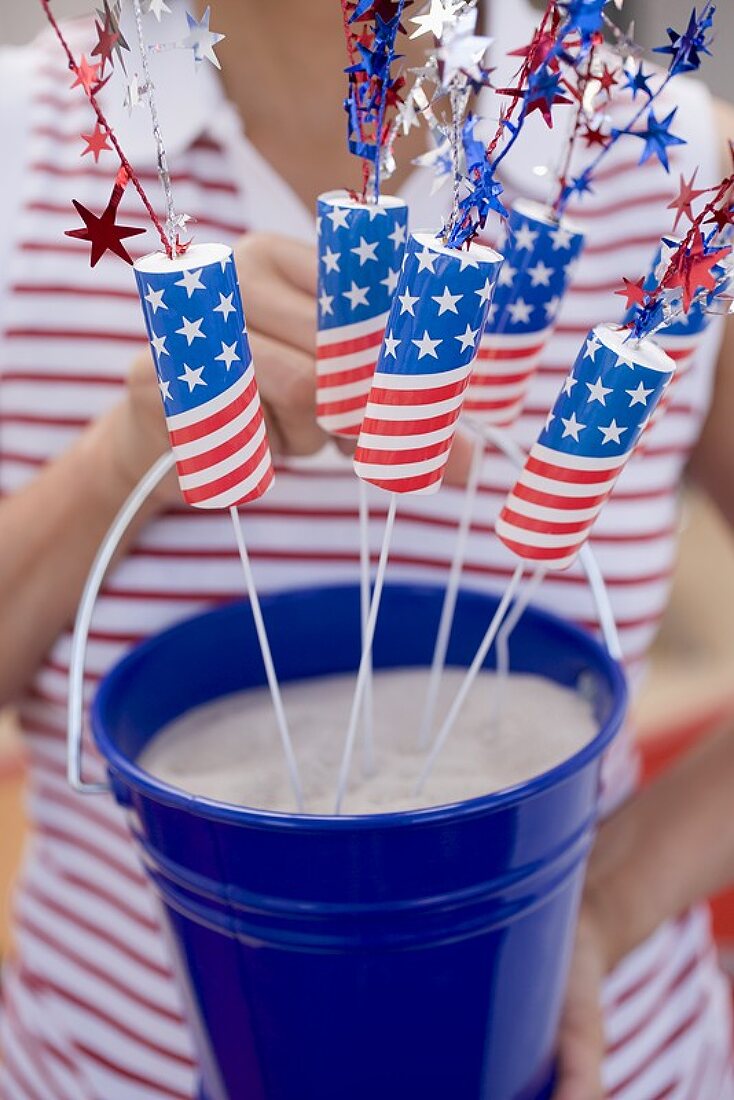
xmin=67 ymin=452 xmax=176 ymax=794
xmin=67 ymin=437 xmax=622 ymax=794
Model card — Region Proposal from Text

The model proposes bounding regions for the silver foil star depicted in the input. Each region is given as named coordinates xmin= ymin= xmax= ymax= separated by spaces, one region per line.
xmin=180 ymin=6 xmax=225 ymax=70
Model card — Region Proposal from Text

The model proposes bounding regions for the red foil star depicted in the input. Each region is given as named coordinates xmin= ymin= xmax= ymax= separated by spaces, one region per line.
xmin=597 ymin=63 xmax=619 ymax=97
xmin=65 ymin=181 xmax=145 ymax=267
xmin=91 ymin=14 xmax=120 ymax=71
xmin=509 ymin=28 xmax=559 ymax=75
xmin=615 ymin=276 xmax=648 ymax=310
xmin=81 ymin=122 xmax=112 ymax=162
xmin=667 ymin=169 xmax=707 ymax=231
xmin=583 ymin=124 xmax=608 ymax=148
xmin=70 ymin=54 xmax=109 ymax=97
xmin=665 ymin=229 xmax=728 ymax=311
xmin=705 ymin=204 xmax=734 ymax=233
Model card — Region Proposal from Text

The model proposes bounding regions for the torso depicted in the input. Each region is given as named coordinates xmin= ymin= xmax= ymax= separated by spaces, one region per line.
xmin=0 ymin=16 xmax=731 ymax=1100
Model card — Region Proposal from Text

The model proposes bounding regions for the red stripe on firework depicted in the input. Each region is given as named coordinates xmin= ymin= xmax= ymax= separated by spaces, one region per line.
xmin=317 ymin=392 xmax=372 ymax=417
xmin=316 ymin=361 xmax=376 ymax=388
xmin=183 ymin=445 xmax=272 ymax=505
xmin=317 ymin=327 xmax=385 ymax=359
xmin=360 ymin=408 xmax=461 ymax=435
xmin=175 ymin=413 xmax=262 ymax=476
xmin=354 ymin=437 xmax=452 ymax=465
xmin=525 ymin=455 xmax=625 ymax=485
xmin=463 ymin=395 xmax=524 ymax=412
xmin=496 ymin=535 xmax=584 ymax=562
xmin=363 ymin=467 xmax=445 ymax=494
xmin=476 ymin=342 xmax=545 ymax=362
xmin=499 ymin=508 xmax=592 ymax=536
xmin=512 ymin=481 xmax=612 ymax=511
xmin=168 ymin=375 xmax=258 ymax=446
xmin=369 ymin=377 xmax=469 ymax=406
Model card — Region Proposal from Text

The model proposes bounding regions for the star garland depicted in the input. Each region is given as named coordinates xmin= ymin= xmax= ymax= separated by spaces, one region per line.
xmin=39 ymin=0 xmax=172 ymax=261
xmin=622 ymin=156 xmax=734 ymax=339
xmin=554 ymin=2 xmax=717 ymax=217
xmin=444 ymin=0 xmax=610 ymax=248
xmin=397 ymin=2 xmax=493 ymax=216
xmin=340 ymin=0 xmax=409 ymax=201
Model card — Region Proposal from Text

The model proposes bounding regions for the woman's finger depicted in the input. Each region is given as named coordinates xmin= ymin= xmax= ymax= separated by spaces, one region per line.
xmin=240 ymin=274 xmax=316 ymax=354
xmin=443 ymin=430 xmax=476 ymax=489
xmin=270 ymin=235 xmax=318 ymax=296
xmin=250 ymin=331 xmax=326 ymax=457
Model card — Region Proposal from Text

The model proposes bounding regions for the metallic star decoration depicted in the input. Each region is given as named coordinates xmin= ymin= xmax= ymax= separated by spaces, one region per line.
xmin=626 ymin=107 xmax=686 ymax=172
xmin=147 ymin=0 xmax=172 ymax=19
xmin=95 ymin=1 xmax=130 ymax=71
xmin=622 ymin=60 xmax=654 ymax=100
xmin=181 ymin=7 xmax=225 ymax=70
xmin=65 ymin=197 xmax=146 ymax=267
xmin=615 ymin=276 xmax=647 ymax=310
xmin=409 ymin=0 xmax=464 ymax=41
xmin=91 ymin=13 xmax=120 ymax=70
xmin=70 ymin=55 xmax=108 ymax=97
xmin=80 ymin=121 xmax=112 ymax=162
xmin=667 ymin=169 xmax=707 ymax=231
xmin=435 ymin=8 xmax=492 ymax=90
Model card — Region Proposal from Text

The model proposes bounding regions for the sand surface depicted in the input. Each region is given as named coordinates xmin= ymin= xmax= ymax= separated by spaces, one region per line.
xmin=139 ymin=664 xmax=598 ymax=814
xmin=139 ymin=669 xmax=596 ymax=815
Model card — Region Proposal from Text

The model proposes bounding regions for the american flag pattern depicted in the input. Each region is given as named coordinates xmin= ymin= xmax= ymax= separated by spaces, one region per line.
xmin=316 ymin=191 xmax=408 ymax=437
xmin=464 ymin=200 xmax=584 ymax=426
xmin=354 ymin=231 xmax=502 ymax=494
xmin=134 ymin=244 xmax=273 ymax=510
xmin=626 ymin=243 xmax=711 ymax=438
xmin=496 ymin=323 xmax=675 ymax=570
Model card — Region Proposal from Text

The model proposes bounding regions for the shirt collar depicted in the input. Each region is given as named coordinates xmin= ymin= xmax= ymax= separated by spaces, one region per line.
xmin=102 ymin=0 xmax=547 ymax=201
xmin=98 ymin=0 xmax=225 ymax=164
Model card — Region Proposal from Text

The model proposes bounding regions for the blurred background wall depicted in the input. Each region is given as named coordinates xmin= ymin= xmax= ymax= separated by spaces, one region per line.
xmin=1 ymin=0 xmax=733 ymax=100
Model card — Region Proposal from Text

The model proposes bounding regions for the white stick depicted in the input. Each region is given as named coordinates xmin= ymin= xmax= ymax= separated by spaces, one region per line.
xmin=579 ymin=544 xmax=624 ymax=662
xmin=358 ymin=479 xmax=376 ymax=777
xmin=417 ymin=432 xmax=485 ymax=748
xmin=334 ymin=494 xmax=398 ymax=815
xmin=230 ymin=507 xmax=305 ymax=813
xmin=415 ymin=563 xmax=524 ymax=795
xmin=490 ymin=567 xmax=546 ymax=730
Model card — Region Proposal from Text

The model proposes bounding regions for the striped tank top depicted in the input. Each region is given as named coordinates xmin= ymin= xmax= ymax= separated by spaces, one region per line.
xmin=0 ymin=11 xmax=731 ymax=1099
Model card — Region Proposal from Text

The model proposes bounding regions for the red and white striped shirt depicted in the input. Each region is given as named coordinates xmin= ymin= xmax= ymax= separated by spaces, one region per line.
xmin=0 ymin=5 xmax=731 ymax=1098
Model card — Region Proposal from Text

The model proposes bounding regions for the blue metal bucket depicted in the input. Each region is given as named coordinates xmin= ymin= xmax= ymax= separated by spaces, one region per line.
xmin=92 ymin=583 xmax=626 ymax=1100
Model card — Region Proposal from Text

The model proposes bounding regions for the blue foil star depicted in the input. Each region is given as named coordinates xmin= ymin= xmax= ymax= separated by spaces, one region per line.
xmin=653 ymin=6 xmax=715 ymax=76
xmin=569 ymin=167 xmax=594 ymax=197
xmin=623 ymin=61 xmax=655 ymax=100
xmin=462 ymin=115 xmax=486 ymax=174
xmin=626 ymin=108 xmax=687 ymax=171
xmin=558 ymin=0 xmax=607 ymax=40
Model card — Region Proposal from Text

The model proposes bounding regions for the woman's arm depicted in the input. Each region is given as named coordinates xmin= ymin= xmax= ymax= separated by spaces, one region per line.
xmin=0 ymin=234 xmax=326 ymax=706
xmin=0 ymin=397 xmax=167 ymax=705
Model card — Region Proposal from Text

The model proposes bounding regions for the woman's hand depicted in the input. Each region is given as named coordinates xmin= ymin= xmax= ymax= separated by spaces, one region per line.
xmin=553 ymin=903 xmax=607 ymax=1100
xmin=110 ymin=231 xmax=474 ymax=506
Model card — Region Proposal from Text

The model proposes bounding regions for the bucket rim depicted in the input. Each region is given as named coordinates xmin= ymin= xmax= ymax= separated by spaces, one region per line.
xmin=91 ymin=582 xmax=628 ymax=830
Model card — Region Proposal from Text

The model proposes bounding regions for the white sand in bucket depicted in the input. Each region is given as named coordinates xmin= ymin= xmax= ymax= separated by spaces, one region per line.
xmin=139 ymin=670 xmax=597 ymax=815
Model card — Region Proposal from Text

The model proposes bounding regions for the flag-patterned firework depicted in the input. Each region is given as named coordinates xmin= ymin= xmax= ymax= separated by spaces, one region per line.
xmin=622 ymin=240 xmax=712 ymax=438
xmin=134 ymin=243 xmax=274 ymax=510
xmin=496 ymin=324 xmax=675 ymax=570
xmin=464 ymin=200 xmax=584 ymax=425
xmin=354 ymin=231 xmax=502 ymax=495
xmin=316 ymin=191 xmax=409 ymax=437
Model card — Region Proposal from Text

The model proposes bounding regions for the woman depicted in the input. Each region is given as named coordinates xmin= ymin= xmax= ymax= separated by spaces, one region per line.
xmin=1 ymin=1 xmax=733 ymax=1097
